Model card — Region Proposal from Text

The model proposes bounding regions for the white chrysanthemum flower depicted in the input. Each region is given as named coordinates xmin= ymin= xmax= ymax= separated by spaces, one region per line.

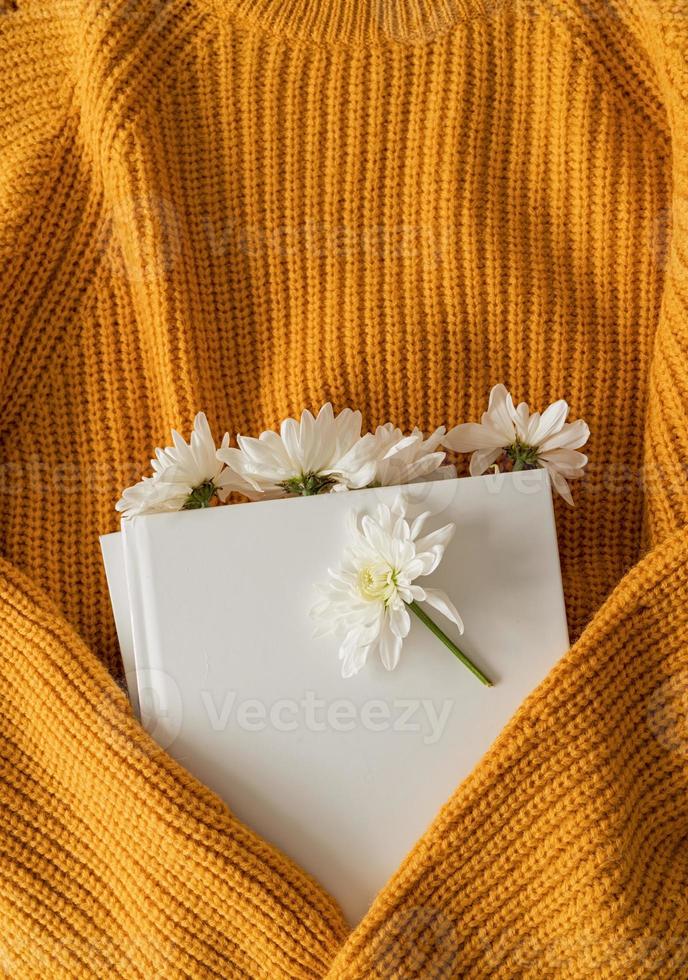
xmin=335 ymin=423 xmax=456 ymax=489
xmin=443 ymin=384 xmax=589 ymax=505
xmin=311 ymin=497 xmax=492 ymax=684
xmin=217 ymin=403 xmax=377 ymax=498
xmin=116 ymin=412 xmax=246 ymax=517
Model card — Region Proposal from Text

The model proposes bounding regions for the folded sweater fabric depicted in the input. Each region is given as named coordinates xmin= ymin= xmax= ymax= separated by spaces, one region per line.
xmin=0 ymin=0 xmax=687 ymax=975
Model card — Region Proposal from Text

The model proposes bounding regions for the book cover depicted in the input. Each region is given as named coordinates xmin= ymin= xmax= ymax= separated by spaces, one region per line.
xmin=101 ymin=470 xmax=569 ymax=924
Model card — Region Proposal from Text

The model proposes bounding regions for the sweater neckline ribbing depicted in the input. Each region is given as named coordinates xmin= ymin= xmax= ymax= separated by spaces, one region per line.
xmin=204 ymin=0 xmax=495 ymax=47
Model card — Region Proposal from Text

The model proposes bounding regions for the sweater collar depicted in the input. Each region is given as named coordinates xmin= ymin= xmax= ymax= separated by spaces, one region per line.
xmin=206 ymin=0 xmax=492 ymax=46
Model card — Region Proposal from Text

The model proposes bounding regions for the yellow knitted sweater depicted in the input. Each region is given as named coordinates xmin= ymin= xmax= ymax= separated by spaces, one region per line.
xmin=1 ymin=0 xmax=687 ymax=975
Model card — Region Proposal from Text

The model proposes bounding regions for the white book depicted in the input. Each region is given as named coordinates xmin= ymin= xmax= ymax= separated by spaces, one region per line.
xmin=101 ymin=469 xmax=569 ymax=925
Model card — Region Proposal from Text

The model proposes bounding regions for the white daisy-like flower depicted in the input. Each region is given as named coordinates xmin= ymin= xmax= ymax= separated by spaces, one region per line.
xmin=217 ymin=403 xmax=377 ymax=498
xmin=311 ymin=497 xmax=492 ymax=685
xmin=335 ymin=423 xmax=456 ymax=489
xmin=443 ymin=384 xmax=589 ymax=505
xmin=116 ymin=412 xmax=246 ymax=517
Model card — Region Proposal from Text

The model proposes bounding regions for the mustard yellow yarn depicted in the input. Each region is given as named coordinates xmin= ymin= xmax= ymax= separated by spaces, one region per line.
xmin=1 ymin=0 xmax=687 ymax=975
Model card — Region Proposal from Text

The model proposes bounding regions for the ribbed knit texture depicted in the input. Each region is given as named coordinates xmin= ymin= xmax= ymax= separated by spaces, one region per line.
xmin=0 ymin=0 xmax=687 ymax=975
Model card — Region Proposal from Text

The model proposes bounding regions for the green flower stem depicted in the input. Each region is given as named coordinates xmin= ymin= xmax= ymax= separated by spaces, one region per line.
xmin=408 ymin=600 xmax=493 ymax=687
xmin=183 ymin=481 xmax=217 ymax=509
xmin=278 ymin=472 xmax=337 ymax=496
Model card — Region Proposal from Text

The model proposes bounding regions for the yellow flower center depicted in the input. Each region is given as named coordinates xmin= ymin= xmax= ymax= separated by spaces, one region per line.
xmin=357 ymin=563 xmax=397 ymax=604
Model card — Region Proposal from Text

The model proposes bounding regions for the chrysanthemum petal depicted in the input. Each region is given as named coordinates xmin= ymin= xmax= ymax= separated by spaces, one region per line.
xmin=443 ymin=422 xmax=506 ymax=453
xmin=528 ymin=399 xmax=569 ymax=446
xmin=414 ymin=523 xmax=455 ymax=556
xmin=379 ymin=623 xmax=403 ymax=671
xmin=542 ymin=464 xmax=574 ymax=504
xmin=538 ymin=448 xmax=588 ymax=474
xmin=469 ymin=447 xmax=503 ymax=476
xmin=388 ymin=603 xmax=411 ymax=639
xmin=422 ymin=589 xmax=464 ymax=633
xmin=538 ymin=418 xmax=590 ymax=452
